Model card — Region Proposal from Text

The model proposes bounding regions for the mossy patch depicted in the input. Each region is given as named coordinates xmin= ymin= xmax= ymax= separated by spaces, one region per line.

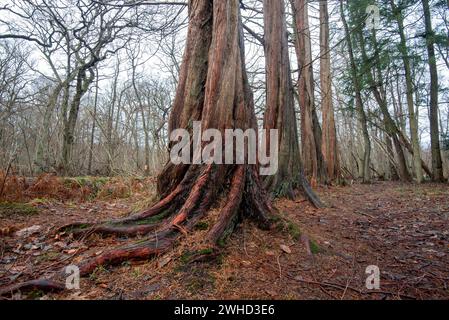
xmin=271 ymin=179 xmax=298 ymax=199
xmin=287 ymin=222 xmax=302 ymax=240
xmin=0 ymin=202 xmax=40 ymax=217
xmin=274 ymin=215 xmax=302 ymax=241
xmin=310 ymin=239 xmax=321 ymax=254
xmin=29 ymin=198 xmax=52 ymax=206
xmin=216 ymin=238 xmax=225 ymax=247
xmin=194 ymin=221 xmax=209 ymax=231
xmin=64 ymin=223 xmax=91 ymax=233
xmin=198 ymin=248 xmax=214 ymax=255
xmin=272 ymin=181 xmax=292 ymax=199
xmin=269 ymin=214 xmax=283 ymax=224
xmin=36 ymin=251 xmax=60 ymax=263
xmin=135 ymin=210 xmax=170 ymax=225
xmin=27 ymin=289 xmax=45 ymax=300
xmin=180 ymin=248 xmax=215 ymax=265
xmin=89 ymin=265 xmax=109 ymax=282
xmin=65 ymin=176 xmax=109 ymax=189
xmin=185 ymin=270 xmax=216 ymax=295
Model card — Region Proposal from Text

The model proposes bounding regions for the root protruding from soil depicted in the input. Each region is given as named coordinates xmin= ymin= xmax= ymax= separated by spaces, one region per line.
xmin=0 ymin=164 xmax=276 ymax=297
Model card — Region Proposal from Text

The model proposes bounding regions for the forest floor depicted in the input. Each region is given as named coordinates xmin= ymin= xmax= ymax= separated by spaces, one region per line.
xmin=0 ymin=177 xmax=448 ymax=300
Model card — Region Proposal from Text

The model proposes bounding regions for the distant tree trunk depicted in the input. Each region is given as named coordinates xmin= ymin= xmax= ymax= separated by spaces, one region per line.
xmin=105 ymin=63 xmax=119 ymax=176
xmin=262 ymin=0 xmax=322 ymax=206
xmin=391 ymin=78 xmax=406 ymax=136
xmin=140 ymin=108 xmax=151 ymax=176
xmin=422 ymin=0 xmax=445 ymax=182
xmin=35 ymin=82 xmax=64 ymax=172
xmin=389 ymin=72 xmax=433 ymax=178
xmin=385 ymin=136 xmax=400 ymax=180
xmin=61 ymin=68 xmax=94 ymax=175
xmin=340 ymin=0 xmax=371 ymax=183
xmin=319 ymin=0 xmax=341 ymax=183
xmin=131 ymin=59 xmax=151 ymax=177
xmin=133 ymin=111 xmax=141 ymax=171
xmin=356 ymin=26 xmax=411 ymax=182
xmin=88 ymin=69 xmax=99 ymax=175
xmin=291 ymin=0 xmax=328 ymax=185
xmin=390 ymin=0 xmax=423 ymax=183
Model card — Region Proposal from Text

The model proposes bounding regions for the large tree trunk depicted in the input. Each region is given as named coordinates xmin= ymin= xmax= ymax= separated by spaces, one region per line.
xmin=1 ymin=2 xmax=276 ymax=294
xmin=422 ymin=0 xmax=445 ymax=182
xmin=291 ymin=0 xmax=328 ymax=185
xmin=262 ymin=0 xmax=322 ymax=206
xmin=263 ymin=0 xmax=299 ymax=198
xmin=319 ymin=0 xmax=341 ymax=183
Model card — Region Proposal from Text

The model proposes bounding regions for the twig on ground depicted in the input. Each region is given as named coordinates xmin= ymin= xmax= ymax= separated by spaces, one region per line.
xmin=288 ymin=274 xmax=416 ymax=300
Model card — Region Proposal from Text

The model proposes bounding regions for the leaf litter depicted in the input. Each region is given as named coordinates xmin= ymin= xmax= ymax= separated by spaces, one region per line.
xmin=0 ymin=180 xmax=448 ymax=300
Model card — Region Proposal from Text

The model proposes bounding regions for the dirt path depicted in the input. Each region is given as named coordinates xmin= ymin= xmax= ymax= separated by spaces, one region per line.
xmin=1 ymin=181 xmax=448 ymax=300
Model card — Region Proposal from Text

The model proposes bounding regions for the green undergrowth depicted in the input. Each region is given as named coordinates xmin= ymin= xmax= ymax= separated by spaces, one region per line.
xmin=273 ymin=212 xmax=302 ymax=240
xmin=0 ymin=202 xmax=40 ymax=217
xmin=274 ymin=211 xmax=321 ymax=254
xmin=180 ymin=248 xmax=215 ymax=265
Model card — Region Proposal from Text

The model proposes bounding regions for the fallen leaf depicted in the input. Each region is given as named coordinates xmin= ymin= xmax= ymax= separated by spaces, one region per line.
xmin=54 ymin=241 xmax=67 ymax=248
xmin=280 ymin=244 xmax=292 ymax=254
xmin=158 ymin=256 xmax=172 ymax=268
xmin=15 ymin=225 xmax=41 ymax=237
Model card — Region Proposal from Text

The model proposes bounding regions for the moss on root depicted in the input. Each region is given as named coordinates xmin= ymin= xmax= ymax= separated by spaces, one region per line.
xmin=195 ymin=221 xmax=209 ymax=231
xmin=134 ymin=210 xmax=171 ymax=225
xmin=272 ymin=180 xmax=295 ymax=199
xmin=180 ymin=248 xmax=215 ymax=264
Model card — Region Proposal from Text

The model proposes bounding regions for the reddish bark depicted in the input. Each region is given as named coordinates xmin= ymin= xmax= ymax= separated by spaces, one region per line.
xmin=262 ymin=0 xmax=323 ymax=207
xmin=78 ymin=0 xmax=275 ymax=269
xmin=319 ymin=0 xmax=341 ymax=182
xmin=263 ymin=0 xmax=300 ymax=197
xmin=291 ymin=0 xmax=328 ymax=185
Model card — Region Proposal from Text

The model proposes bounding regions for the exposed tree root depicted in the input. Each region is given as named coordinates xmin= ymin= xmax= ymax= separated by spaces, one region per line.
xmin=264 ymin=170 xmax=325 ymax=209
xmin=0 ymin=280 xmax=65 ymax=298
xmin=78 ymin=235 xmax=174 ymax=276
xmin=298 ymin=172 xmax=325 ymax=209
xmin=0 ymin=164 xmax=276 ymax=297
